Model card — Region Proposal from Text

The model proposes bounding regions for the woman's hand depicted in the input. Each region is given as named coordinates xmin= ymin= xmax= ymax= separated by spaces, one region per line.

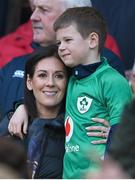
xmin=8 ymin=104 xmax=28 ymax=139
xmin=86 ymin=117 xmax=110 ymax=144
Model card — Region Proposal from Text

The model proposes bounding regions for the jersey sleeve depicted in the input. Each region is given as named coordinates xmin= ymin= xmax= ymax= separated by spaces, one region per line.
xmin=102 ymin=71 xmax=132 ymax=125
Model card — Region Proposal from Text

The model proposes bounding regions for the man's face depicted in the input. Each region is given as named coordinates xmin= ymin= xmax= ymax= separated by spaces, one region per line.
xmin=30 ymin=0 xmax=66 ymax=46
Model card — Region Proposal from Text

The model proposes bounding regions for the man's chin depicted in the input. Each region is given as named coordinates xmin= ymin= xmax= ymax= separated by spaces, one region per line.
xmin=33 ymin=36 xmax=55 ymax=46
xmin=33 ymin=36 xmax=45 ymax=45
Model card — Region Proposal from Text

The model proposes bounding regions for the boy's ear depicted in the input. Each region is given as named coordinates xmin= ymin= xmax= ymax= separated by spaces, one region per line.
xmin=88 ymin=32 xmax=99 ymax=49
xmin=27 ymin=74 xmax=33 ymax=91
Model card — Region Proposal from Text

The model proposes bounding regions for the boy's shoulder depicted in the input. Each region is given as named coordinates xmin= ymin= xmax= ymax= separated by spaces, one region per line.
xmin=94 ymin=58 xmax=128 ymax=84
xmin=97 ymin=57 xmax=123 ymax=76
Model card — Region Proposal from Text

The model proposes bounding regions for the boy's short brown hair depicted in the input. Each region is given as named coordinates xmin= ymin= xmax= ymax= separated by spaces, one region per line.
xmin=54 ymin=7 xmax=107 ymax=53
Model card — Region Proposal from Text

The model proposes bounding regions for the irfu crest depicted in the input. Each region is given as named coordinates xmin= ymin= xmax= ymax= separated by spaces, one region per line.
xmin=77 ymin=96 xmax=92 ymax=114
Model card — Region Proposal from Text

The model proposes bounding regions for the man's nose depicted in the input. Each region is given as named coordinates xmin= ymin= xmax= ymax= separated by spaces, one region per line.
xmin=30 ymin=8 xmax=40 ymax=21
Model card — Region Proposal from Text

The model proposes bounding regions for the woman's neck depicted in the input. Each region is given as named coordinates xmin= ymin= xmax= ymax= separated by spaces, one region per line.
xmin=37 ymin=105 xmax=61 ymax=119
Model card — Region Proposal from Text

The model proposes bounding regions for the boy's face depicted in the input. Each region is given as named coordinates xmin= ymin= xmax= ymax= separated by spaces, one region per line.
xmin=56 ymin=24 xmax=90 ymax=68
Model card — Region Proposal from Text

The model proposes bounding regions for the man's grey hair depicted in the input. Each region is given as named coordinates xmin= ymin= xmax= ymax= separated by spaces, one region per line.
xmin=63 ymin=0 xmax=92 ymax=8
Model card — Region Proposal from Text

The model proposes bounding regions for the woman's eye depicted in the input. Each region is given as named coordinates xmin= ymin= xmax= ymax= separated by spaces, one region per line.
xmin=38 ymin=73 xmax=47 ymax=78
xmin=55 ymin=74 xmax=64 ymax=79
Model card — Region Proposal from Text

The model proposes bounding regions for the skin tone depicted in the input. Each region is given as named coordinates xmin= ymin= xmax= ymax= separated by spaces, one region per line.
xmin=130 ymin=61 xmax=135 ymax=94
xmin=31 ymin=0 xmax=67 ymax=46
xmin=85 ymin=158 xmax=129 ymax=179
xmin=86 ymin=117 xmax=110 ymax=144
xmin=27 ymin=56 xmax=67 ymax=119
xmin=8 ymin=0 xmax=110 ymax=141
xmin=56 ymin=24 xmax=100 ymax=68
xmin=131 ymin=72 xmax=135 ymax=94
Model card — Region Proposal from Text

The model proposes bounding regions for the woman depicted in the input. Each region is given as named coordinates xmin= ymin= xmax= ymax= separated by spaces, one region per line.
xmin=0 ymin=45 xmax=69 ymax=178
xmin=25 ymin=45 xmax=68 ymax=178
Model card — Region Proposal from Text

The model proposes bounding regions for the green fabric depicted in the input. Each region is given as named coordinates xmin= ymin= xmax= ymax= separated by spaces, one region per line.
xmin=63 ymin=58 xmax=132 ymax=178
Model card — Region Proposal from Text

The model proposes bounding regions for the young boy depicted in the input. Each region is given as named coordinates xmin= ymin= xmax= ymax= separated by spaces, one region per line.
xmin=54 ymin=7 xmax=133 ymax=178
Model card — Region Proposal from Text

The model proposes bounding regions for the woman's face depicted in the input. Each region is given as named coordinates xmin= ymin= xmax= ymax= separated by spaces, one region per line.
xmin=27 ymin=56 xmax=67 ymax=114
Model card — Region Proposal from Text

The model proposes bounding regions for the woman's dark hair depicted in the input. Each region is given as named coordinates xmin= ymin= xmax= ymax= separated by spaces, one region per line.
xmin=24 ymin=44 xmax=69 ymax=119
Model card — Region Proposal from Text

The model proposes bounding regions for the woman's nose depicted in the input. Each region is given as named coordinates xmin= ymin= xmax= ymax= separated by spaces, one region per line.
xmin=46 ymin=76 xmax=55 ymax=87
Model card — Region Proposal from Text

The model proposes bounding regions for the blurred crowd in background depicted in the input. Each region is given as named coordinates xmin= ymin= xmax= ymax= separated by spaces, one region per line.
xmin=0 ymin=0 xmax=134 ymax=71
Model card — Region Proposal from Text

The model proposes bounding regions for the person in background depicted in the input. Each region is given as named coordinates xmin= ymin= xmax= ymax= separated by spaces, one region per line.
xmin=130 ymin=61 xmax=135 ymax=95
xmin=0 ymin=0 xmax=34 ymax=68
xmin=85 ymin=156 xmax=130 ymax=179
xmin=0 ymin=0 xmax=124 ymax=74
xmin=0 ymin=20 xmax=33 ymax=68
xmin=53 ymin=6 xmax=132 ymax=178
xmin=108 ymin=98 xmax=135 ymax=178
xmin=0 ymin=137 xmax=30 ymax=178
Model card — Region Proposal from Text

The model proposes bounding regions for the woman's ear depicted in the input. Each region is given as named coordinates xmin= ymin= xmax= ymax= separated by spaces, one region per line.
xmin=88 ymin=32 xmax=99 ymax=49
xmin=26 ymin=74 xmax=33 ymax=90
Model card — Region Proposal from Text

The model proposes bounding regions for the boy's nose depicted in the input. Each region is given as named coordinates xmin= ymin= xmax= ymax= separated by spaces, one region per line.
xmin=58 ymin=42 xmax=66 ymax=51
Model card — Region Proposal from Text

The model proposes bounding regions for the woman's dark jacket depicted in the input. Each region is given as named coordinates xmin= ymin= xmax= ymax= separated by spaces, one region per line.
xmin=0 ymin=113 xmax=65 ymax=179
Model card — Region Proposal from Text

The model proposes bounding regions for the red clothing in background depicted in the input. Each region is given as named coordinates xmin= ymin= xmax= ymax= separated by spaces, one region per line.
xmin=0 ymin=20 xmax=33 ymax=68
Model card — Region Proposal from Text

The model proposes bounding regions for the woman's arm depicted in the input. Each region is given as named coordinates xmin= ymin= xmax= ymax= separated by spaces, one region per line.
xmin=8 ymin=104 xmax=28 ymax=139
xmin=86 ymin=117 xmax=110 ymax=144
xmin=9 ymin=106 xmax=111 ymax=144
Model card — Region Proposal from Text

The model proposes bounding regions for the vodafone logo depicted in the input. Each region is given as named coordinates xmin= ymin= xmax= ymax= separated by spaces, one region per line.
xmin=65 ymin=116 xmax=73 ymax=142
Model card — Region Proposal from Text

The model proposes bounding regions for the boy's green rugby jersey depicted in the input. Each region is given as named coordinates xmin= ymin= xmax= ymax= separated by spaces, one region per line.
xmin=63 ymin=59 xmax=132 ymax=178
